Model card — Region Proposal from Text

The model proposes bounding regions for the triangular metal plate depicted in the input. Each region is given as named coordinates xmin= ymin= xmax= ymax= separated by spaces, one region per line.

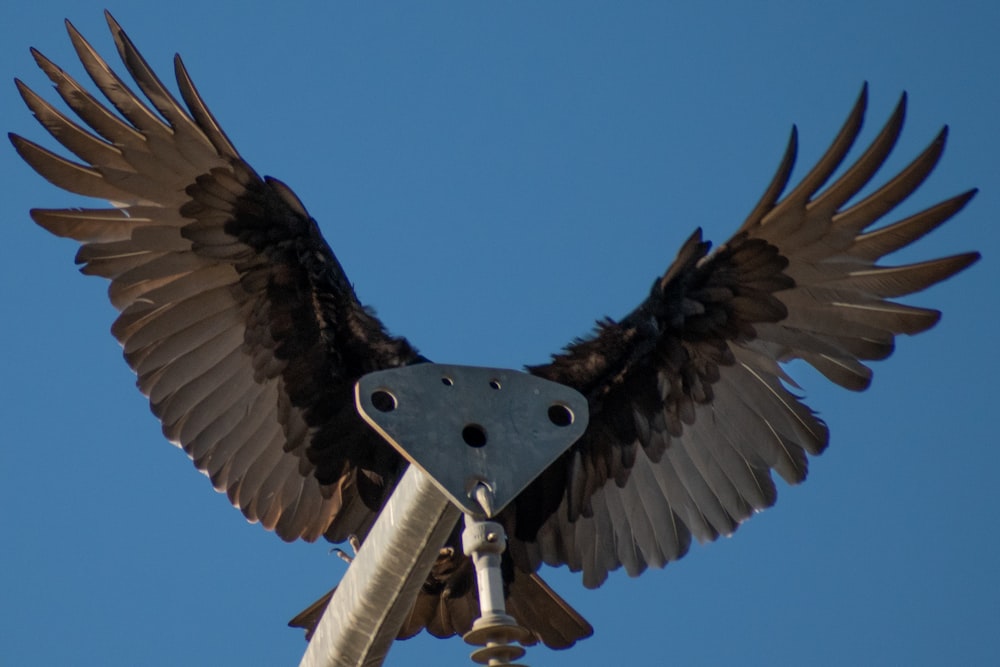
xmin=355 ymin=364 xmax=589 ymax=517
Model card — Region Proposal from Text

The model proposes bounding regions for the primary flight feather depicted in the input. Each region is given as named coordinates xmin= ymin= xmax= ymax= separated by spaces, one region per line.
xmin=12 ymin=11 xmax=979 ymax=648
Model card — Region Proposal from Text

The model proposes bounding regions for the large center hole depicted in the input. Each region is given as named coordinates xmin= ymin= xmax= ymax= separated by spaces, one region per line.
xmin=462 ymin=424 xmax=487 ymax=448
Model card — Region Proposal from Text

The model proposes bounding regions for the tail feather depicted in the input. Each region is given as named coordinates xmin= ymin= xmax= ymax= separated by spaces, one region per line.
xmin=289 ymin=566 xmax=592 ymax=650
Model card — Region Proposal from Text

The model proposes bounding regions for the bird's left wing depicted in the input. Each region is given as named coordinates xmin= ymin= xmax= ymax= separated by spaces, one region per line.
xmin=511 ymin=86 xmax=979 ymax=588
xmin=11 ymin=13 xmax=421 ymax=544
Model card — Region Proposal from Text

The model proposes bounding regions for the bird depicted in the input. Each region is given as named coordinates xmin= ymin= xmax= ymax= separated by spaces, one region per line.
xmin=11 ymin=11 xmax=979 ymax=652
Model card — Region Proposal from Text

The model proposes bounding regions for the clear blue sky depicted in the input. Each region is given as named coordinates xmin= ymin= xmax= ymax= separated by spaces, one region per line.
xmin=2 ymin=3 xmax=997 ymax=666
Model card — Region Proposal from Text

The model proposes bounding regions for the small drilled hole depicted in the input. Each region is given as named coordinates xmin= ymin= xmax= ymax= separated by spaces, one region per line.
xmin=489 ymin=379 xmax=502 ymax=390
xmin=371 ymin=390 xmax=397 ymax=413
xmin=441 ymin=376 xmax=454 ymax=386
xmin=462 ymin=424 xmax=487 ymax=448
xmin=548 ymin=404 xmax=573 ymax=427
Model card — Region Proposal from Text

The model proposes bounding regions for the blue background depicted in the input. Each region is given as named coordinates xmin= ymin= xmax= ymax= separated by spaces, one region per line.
xmin=2 ymin=3 xmax=996 ymax=665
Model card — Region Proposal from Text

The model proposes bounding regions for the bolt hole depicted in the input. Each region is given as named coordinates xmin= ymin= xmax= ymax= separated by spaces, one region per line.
xmin=548 ymin=404 xmax=573 ymax=427
xmin=462 ymin=424 xmax=487 ymax=448
xmin=371 ymin=390 xmax=397 ymax=413
xmin=489 ymin=379 xmax=502 ymax=390
xmin=441 ymin=376 xmax=454 ymax=386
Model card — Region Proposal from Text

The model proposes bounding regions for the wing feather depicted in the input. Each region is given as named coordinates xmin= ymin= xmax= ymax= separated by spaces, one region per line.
xmin=196 ymin=386 xmax=271 ymax=474
xmin=850 ymin=190 xmax=976 ymax=260
xmin=28 ymin=46 xmax=147 ymax=149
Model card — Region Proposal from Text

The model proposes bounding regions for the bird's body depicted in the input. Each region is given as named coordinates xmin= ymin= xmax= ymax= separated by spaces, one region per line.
xmin=12 ymin=11 xmax=979 ymax=651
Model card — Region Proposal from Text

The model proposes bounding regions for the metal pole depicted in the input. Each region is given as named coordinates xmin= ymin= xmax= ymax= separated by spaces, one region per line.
xmin=299 ymin=465 xmax=461 ymax=667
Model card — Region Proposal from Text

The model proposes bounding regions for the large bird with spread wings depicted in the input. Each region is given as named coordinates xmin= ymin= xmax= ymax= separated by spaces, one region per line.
xmin=12 ymin=12 xmax=979 ymax=650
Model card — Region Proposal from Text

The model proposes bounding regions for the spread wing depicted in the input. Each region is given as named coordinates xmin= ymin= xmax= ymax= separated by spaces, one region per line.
xmin=10 ymin=13 xmax=421 ymax=543
xmin=511 ymin=86 xmax=979 ymax=587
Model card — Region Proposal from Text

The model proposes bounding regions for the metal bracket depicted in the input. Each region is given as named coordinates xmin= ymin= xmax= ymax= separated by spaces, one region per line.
xmin=355 ymin=364 xmax=588 ymax=517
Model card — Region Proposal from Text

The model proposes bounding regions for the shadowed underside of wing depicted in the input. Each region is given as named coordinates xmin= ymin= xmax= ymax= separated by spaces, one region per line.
xmin=514 ymin=85 xmax=979 ymax=588
xmin=11 ymin=12 xmax=422 ymax=544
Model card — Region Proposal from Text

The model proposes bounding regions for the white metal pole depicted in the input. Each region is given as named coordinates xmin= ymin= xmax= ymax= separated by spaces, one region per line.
xmin=299 ymin=465 xmax=461 ymax=667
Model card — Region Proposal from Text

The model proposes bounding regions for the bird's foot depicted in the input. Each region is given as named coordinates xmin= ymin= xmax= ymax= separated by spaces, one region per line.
xmin=330 ymin=534 xmax=362 ymax=564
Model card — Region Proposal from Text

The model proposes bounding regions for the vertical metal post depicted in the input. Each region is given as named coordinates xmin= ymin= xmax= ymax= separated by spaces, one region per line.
xmin=461 ymin=507 xmax=533 ymax=666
